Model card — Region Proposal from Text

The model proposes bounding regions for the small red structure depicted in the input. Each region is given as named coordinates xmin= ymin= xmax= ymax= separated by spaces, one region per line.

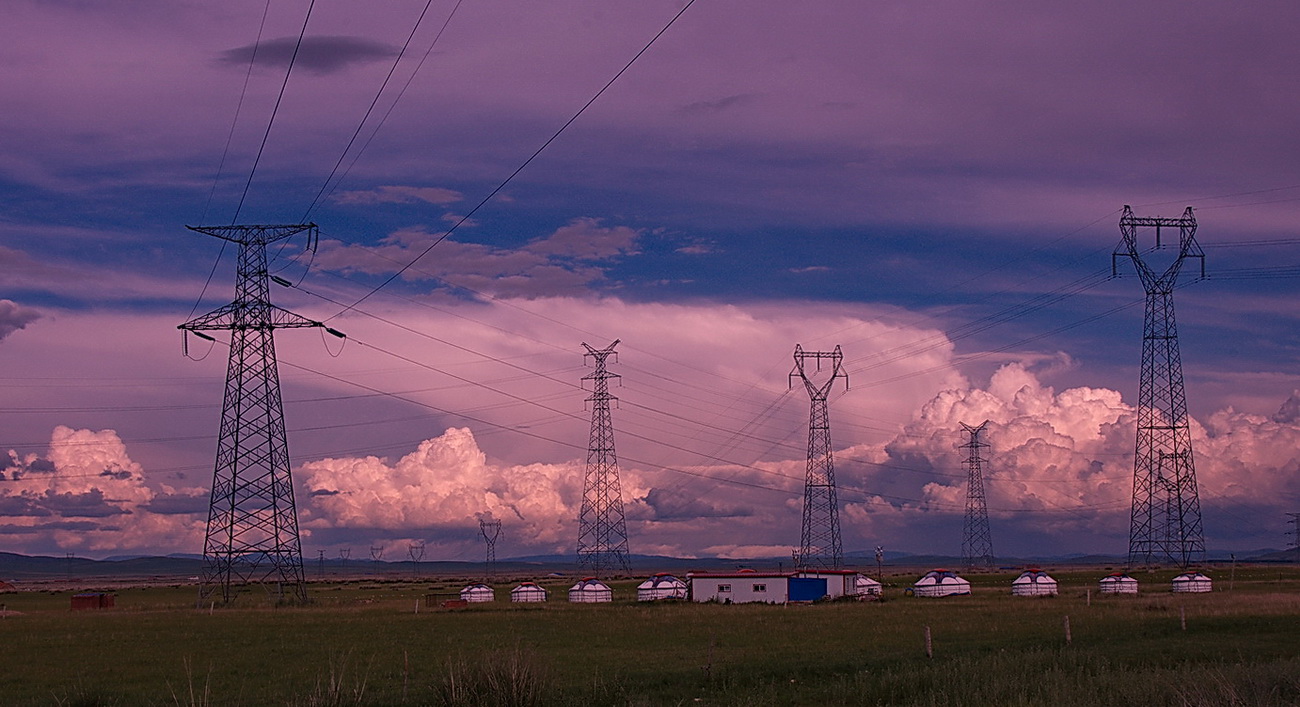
xmin=71 ymin=593 xmax=115 ymax=610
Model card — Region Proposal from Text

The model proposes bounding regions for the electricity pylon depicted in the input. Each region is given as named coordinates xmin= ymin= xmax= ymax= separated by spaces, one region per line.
xmin=180 ymin=223 xmax=338 ymax=604
xmin=1288 ymin=513 xmax=1299 ymax=561
xmin=480 ymin=518 xmax=502 ymax=582
xmin=960 ymin=421 xmax=994 ymax=570
xmin=790 ymin=344 xmax=848 ymax=570
xmin=576 ymin=340 xmax=631 ymax=575
xmin=1113 ymin=205 xmax=1206 ymax=569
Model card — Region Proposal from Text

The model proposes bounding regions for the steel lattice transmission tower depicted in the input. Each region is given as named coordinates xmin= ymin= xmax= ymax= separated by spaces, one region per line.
xmin=1113 ymin=205 xmax=1206 ymax=569
xmin=576 ymin=340 xmax=632 ymax=575
xmin=180 ymin=223 xmax=337 ymax=604
xmin=790 ymin=344 xmax=848 ymax=570
xmin=480 ymin=518 xmax=502 ymax=581
xmin=960 ymin=421 xmax=994 ymax=570
xmin=1287 ymin=513 xmax=1299 ymax=561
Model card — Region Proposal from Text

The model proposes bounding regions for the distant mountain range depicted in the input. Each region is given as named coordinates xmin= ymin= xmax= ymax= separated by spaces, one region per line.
xmin=1 ymin=548 xmax=1293 ymax=581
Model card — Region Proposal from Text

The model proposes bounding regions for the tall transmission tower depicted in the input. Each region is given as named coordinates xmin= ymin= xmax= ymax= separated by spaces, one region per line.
xmin=960 ymin=421 xmax=994 ymax=570
xmin=576 ymin=340 xmax=631 ymax=575
xmin=1113 ymin=205 xmax=1207 ymax=569
xmin=180 ymin=223 xmax=339 ymax=604
xmin=790 ymin=344 xmax=848 ymax=570
xmin=480 ymin=519 xmax=502 ymax=581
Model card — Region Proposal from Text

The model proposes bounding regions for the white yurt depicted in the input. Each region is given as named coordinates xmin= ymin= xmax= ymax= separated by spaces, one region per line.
xmin=912 ymin=569 xmax=971 ymax=597
xmin=510 ymin=582 xmax=548 ymax=603
xmin=568 ymin=577 xmax=613 ymax=603
xmin=459 ymin=583 xmax=495 ymax=603
xmin=852 ymin=574 xmax=883 ymax=596
xmin=1171 ymin=571 xmax=1213 ymax=593
xmin=1098 ymin=572 xmax=1139 ymax=595
xmin=1011 ymin=569 xmax=1059 ymax=597
xmin=636 ymin=573 xmax=687 ymax=601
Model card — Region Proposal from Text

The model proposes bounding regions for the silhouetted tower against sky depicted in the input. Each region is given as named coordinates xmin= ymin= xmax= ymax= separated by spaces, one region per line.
xmin=480 ymin=518 xmax=502 ymax=581
xmin=1113 ymin=205 xmax=1206 ymax=569
xmin=960 ymin=421 xmax=994 ymax=570
xmin=180 ymin=223 xmax=337 ymax=604
xmin=1288 ymin=513 xmax=1299 ymax=561
xmin=790 ymin=344 xmax=848 ymax=570
xmin=576 ymin=340 xmax=631 ymax=575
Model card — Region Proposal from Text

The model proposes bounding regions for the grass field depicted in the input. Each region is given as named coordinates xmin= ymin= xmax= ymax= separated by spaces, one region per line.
xmin=1 ymin=567 xmax=1298 ymax=706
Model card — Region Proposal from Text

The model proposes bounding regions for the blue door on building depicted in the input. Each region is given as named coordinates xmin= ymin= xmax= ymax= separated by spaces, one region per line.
xmin=788 ymin=577 xmax=828 ymax=602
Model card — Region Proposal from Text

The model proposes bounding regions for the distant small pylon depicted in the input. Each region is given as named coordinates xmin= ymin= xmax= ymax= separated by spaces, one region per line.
xmin=960 ymin=421 xmax=994 ymax=570
xmin=1288 ymin=513 xmax=1299 ymax=561
xmin=480 ymin=519 xmax=502 ymax=582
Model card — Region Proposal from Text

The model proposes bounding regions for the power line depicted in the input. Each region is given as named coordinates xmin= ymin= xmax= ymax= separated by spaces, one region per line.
xmin=306 ymin=0 xmax=468 ymax=217
xmin=324 ymin=0 xmax=700 ymax=321
xmin=302 ymin=0 xmax=442 ymax=219
xmin=232 ymin=0 xmax=318 ymax=224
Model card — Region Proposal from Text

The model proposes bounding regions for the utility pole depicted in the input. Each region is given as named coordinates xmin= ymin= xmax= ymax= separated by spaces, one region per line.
xmin=960 ymin=421 xmax=994 ymax=570
xmin=480 ymin=519 xmax=502 ymax=582
xmin=370 ymin=545 xmax=384 ymax=576
xmin=181 ymin=224 xmax=342 ymax=604
xmin=1113 ymin=205 xmax=1206 ymax=569
xmin=576 ymin=340 xmax=632 ymax=575
xmin=790 ymin=344 xmax=848 ymax=570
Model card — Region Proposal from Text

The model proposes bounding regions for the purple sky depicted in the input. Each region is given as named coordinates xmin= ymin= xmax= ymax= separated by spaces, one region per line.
xmin=2 ymin=0 xmax=1299 ymax=562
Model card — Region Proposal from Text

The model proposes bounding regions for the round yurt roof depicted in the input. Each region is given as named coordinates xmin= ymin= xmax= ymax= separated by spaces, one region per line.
xmin=1173 ymin=571 xmax=1210 ymax=581
xmin=461 ymin=582 xmax=493 ymax=593
xmin=512 ymin=581 xmax=545 ymax=591
xmin=1013 ymin=569 xmax=1057 ymax=584
xmin=637 ymin=573 xmax=686 ymax=590
xmin=570 ymin=577 xmax=611 ymax=592
xmin=1100 ymin=572 xmax=1137 ymax=583
xmin=854 ymin=574 xmax=882 ymax=588
xmin=916 ymin=569 xmax=967 ymax=586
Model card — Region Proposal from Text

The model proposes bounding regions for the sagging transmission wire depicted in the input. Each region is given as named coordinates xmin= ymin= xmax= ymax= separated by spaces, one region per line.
xmin=300 ymin=0 xmax=454 ymax=220
xmin=322 ymin=0 xmax=700 ymax=322
xmin=232 ymin=0 xmax=318 ymax=224
xmin=303 ymin=0 xmax=468 ymax=219
xmin=187 ymin=0 xmax=274 ymax=322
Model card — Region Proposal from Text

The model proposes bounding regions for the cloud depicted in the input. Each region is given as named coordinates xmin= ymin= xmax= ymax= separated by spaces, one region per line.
xmin=0 ymin=427 xmax=206 ymax=553
xmin=676 ymin=93 xmax=762 ymax=117
xmin=299 ymin=427 xmax=589 ymax=550
xmin=315 ymin=217 xmax=645 ymax=298
xmin=332 ymin=186 xmax=464 ymax=206
xmin=218 ymin=35 xmax=397 ymax=75
xmin=865 ymin=362 xmax=1300 ymax=553
xmin=0 ymin=300 xmax=40 ymax=341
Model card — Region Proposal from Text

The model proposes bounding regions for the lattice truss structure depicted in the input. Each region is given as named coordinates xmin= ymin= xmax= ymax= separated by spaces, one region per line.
xmin=576 ymin=340 xmax=631 ymax=575
xmin=1113 ymin=205 xmax=1207 ymax=569
xmin=180 ymin=224 xmax=329 ymax=604
xmin=480 ymin=518 xmax=502 ymax=581
xmin=960 ymin=421 xmax=994 ymax=570
xmin=790 ymin=344 xmax=848 ymax=570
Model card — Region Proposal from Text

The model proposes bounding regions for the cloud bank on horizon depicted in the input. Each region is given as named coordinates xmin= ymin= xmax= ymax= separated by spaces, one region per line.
xmin=1 ymin=0 xmax=1299 ymax=560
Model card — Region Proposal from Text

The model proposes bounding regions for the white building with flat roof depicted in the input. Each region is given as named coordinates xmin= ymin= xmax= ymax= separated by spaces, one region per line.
xmin=688 ymin=569 xmax=866 ymax=603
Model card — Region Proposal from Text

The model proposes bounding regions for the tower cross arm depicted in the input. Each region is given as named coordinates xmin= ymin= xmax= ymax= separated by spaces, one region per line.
xmin=179 ymin=302 xmax=326 ymax=332
xmin=186 ymin=223 xmax=318 ymax=247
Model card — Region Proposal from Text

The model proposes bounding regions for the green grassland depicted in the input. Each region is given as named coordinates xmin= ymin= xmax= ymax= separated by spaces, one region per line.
xmin=1 ymin=567 xmax=1298 ymax=706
